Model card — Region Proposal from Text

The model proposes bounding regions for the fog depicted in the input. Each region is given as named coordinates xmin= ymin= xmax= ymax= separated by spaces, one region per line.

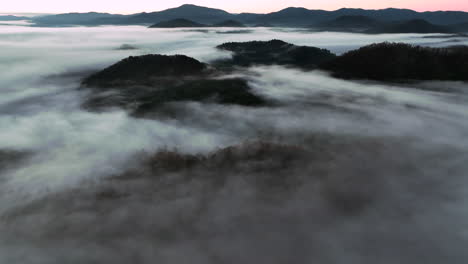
xmin=1 ymin=24 xmax=468 ymax=263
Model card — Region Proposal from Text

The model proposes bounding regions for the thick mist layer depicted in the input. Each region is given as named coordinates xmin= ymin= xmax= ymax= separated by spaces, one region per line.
xmin=1 ymin=24 xmax=468 ymax=263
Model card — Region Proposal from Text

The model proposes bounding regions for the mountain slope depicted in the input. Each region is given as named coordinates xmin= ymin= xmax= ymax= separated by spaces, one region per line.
xmin=0 ymin=15 xmax=29 ymax=21
xmin=258 ymin=7 xmax=468 ymax=27
xmin=123 ymin=4 xmax=234 ymax=25
xmin=366 ymin=19 xmax=452 ymax=33
xmin=149 ymin=18 xmax=207 ymax=28
xmin=320 ymin=42 xmax=468 ymax=81
xmin=315 ymin=15 xmax=382 ymax=31
xmin=256 ymin=7 xmax=330 ymax=26
xmin=216 ymin=39 xmax=336 ymax=69
xmin=31 ymin=12 xmax=126 ymax=26
xmin=29 ymin=5 xmax=468 ymax=27
xmin=449 ymin=22 xmax=468 ymax=32
xmin=81 ymin=54 xmax=265 ymax=115
xmin=213 ymin=20 xmax=245 ymax=27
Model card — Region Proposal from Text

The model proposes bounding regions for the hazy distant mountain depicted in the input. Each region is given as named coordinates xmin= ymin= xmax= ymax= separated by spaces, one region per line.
xmin=247 ymin=8 xmax=425 ymax=27
xmin=31 ymin=12 xmax=127 ymax=26
xmin=0 ymin=15 xmax=28 ymax=21
xmin=234 ymin=13 xmax=263 ymax=24
xmin=253 ymin=7 xmax=329 ymax=27
xmin=315 ymin=16 xmax=456 ymax=34
xmin=148 ymin=18 xmax=246 ymax=28
xmin=29 ymin=4 xmax=468 ymax=28
xmin=260 ymin=7 xmax=468 ymax=26
xmin=213 ymin=20 xmax=245 ymax=27
xmin=366 ymin=19 xmax=452 ymax=34
xmin=122 ymin=4 xmax=234 ymax=25
xmin=149 ymin=18 xmax=207 ymax=28
xmin=315 ymin=15 xmax=381 ymax=32
xmin=449 ymin=22 xmax=468 ymax=32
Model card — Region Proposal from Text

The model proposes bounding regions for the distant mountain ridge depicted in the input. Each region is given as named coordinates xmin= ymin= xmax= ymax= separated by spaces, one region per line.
xmin=315 ymin=15 xmax=381 ymax=32
xmin=366 ymin=19 xmax=452 ymax=34
xmin=27 ymin=4 xmax=468 ymax=29
xmin=122 ymin=4 xmax=233 ymax=25
xmin=148 ymin=18 xmax=245 ymax=28
xmin=149 ymin=18 xmax=207 ymax=28
xmin=31 ymin=12 xmax=127 ymax=26
xmin=0 ymin=15 xmax=29 ymax=21
xmin=312 ymin=16 xmax=455 ymax=33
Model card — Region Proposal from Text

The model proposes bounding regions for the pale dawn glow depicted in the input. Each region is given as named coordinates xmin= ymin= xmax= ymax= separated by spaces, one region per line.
xmin=1 ymin=0 xmax=467 ymax=14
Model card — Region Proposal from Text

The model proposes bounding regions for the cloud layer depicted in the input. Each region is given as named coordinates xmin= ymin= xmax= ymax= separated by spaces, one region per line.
xmin=1 ymin=24 xmax=468 ymax=263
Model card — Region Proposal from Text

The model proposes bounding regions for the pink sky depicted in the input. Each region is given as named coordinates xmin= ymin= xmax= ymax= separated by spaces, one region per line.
xmin=1 ymin=0 xmax=467 ymax=14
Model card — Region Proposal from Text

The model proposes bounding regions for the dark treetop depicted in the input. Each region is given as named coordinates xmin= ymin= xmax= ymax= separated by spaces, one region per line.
xmin=81 ymin=54 xmax=266 ymax=115
xmin=320 ymin=42 xmax=468 ymax=81
xmin=216 ymin=39 xmax=336 ymax=69
xmin=83 ymin=54 xmax=208 ymax=87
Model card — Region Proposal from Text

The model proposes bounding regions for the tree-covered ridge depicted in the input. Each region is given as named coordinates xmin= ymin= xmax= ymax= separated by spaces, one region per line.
xmin=216 ymin=39 xmax=337 ymax=69
xmin=320 ymin=42 xmax=468 ymax=81
xmin=81 ymin=54 xmax=266 ymax=115
xmin=83 ymin=54 xmax=208 ymax=87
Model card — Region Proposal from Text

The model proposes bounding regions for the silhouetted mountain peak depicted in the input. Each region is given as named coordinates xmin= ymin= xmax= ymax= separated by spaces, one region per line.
xmin=166 ymin=4 xmax=230 ymax=15
xmin=178 ymin=4 xmax=211 ymax=9
xmin=336 ymin=8 xmax=365 ymax=11
xmin=122 ymin=3 xmax=233 ymax=25
xmin=179 ymin=4 xmax=200 ymax=8
xmin=376 ymin=7 xmax=416 ymax=13
xmin=275 ymin=7 xmax=312 ymax=14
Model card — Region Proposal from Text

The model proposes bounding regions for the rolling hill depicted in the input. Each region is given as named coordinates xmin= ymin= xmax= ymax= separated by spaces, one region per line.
xmin=0 ymin=15 xmax=29 ymax=21
xmin=315 ymin=15 xmax=381 ymax=32
xmin=28 ymin=4 xmax=468 ymax=28
xmin=366 ymin=19 xmax=452 ymax=34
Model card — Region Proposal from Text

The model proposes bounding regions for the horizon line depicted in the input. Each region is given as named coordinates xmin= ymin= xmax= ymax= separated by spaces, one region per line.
xmin=1 ymin=4 xmax=468 ymax=16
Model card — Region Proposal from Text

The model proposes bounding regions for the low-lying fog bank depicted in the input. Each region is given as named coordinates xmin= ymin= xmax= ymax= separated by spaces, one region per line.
xmin=1 ymin=25 xmax=468 ymax=263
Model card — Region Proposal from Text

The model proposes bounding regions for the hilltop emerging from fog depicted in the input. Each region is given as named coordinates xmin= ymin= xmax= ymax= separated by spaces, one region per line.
xmin=321 ymin=43 xmax=468 ymax=81
xmin=80 ymin=40 xmax=468 ymax=118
